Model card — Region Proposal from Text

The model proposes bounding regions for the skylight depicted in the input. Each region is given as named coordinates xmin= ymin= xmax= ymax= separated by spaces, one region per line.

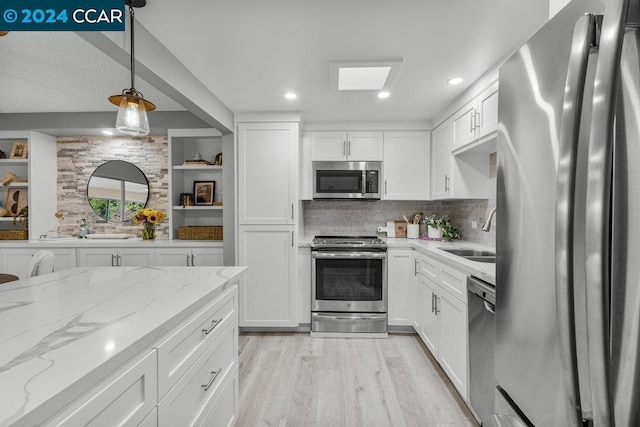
xmin=338 ymin=67 xmax=391 ymax=91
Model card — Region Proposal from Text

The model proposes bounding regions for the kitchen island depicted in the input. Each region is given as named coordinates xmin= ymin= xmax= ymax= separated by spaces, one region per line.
xmin=0 ymin=265 xmax=246 ymax=426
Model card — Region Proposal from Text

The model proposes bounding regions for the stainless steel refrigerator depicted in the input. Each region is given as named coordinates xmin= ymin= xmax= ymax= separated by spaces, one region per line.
xmin=496 ymin=0 xmax=640 ymax=425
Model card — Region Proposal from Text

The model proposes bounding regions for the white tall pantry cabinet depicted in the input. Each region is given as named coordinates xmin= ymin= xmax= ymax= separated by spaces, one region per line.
xmin=236 ymin=121 xmax=299 ymax=328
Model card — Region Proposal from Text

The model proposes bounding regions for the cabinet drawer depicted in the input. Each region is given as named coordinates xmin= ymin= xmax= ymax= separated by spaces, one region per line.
xmin=158 ymin=321 xmax=237 ymax=427
xmin=156 ymin=287 xmax=237 ymax=398
xmin=440 ymin=264 xmax=468 ymax=303
xmin=197 ymin=371 xmax=237 ymax=427
xmin=49 ymin=350 xmax=157 ymax=427
xmin=420 ymin=254 xmax=440 ymax=282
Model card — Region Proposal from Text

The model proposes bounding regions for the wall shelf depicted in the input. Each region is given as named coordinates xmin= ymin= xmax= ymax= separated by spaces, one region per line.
xmin=172 ymin=205 xmax=223 ymax=211
xmin=172 ymin=165 xmax=223 ymax=171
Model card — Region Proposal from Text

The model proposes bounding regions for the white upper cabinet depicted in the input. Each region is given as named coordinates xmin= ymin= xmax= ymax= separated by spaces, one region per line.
xmin=451 ymin=80 xmax=499 ymax=154
xmin=430 ymin=121 xmax=453 ymax=199
xmin=311 ymin=131 xmax=383 ymax=161
xmin=382 ymin=131 xmax=430 ymax=200
xmin=237 ymin=122 xmax=299 ymax=225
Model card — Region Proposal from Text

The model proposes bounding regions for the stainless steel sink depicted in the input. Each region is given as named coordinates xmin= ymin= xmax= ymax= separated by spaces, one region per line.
xmin=438 ymin=248 xmax=496 ymax=257
xmin=438 ymin=248 xmax=496 ymax=263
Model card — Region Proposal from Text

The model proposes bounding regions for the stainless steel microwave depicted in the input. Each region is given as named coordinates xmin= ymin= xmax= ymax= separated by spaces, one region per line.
xmin=312 ymin=161 xmax=382 ymax=200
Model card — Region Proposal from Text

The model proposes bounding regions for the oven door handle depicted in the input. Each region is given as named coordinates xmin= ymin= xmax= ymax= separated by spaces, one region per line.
xmin=311 ymin=251 xmax=387 ymax=259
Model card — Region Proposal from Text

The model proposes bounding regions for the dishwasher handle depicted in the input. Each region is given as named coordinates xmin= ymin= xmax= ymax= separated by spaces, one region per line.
xmin=467 ymin=276 xmax=496 ymax=306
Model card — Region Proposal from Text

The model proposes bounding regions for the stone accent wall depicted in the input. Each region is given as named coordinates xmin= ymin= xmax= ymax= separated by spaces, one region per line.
xmin=303 ymin=152 xmax=497 ymax=247
xmin=56 ymin=136 xmax=169 ymax=237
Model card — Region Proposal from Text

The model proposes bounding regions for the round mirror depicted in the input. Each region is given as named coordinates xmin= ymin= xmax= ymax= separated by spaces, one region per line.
xmin=87 ymin=160 xmax=150 ymax=222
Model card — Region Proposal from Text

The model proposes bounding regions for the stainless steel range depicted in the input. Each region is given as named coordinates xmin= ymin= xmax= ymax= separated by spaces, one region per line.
xmin=311 ymin=235 xmax=388 ymax=336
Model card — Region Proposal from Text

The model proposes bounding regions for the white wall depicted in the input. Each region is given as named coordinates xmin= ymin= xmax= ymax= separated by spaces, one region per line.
xmin=549 ymin=0 xmax=571 ymax=19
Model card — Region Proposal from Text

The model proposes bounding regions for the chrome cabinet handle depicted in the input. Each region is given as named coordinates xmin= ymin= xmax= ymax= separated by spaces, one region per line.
xmin=384 ymin=179 xmax=388 ymax=194
xmin=475 ymin=111 xmax=481 ymax=130
xmin=291 ymin=203 xmax=294 ymax=220
xmin=348 ymin=140 xmax=351 ymax=156
xmin=434 ymin=295 xmax=440 ymax=315
xmin=202 ymin=318 xmax=222 ymax=335
xmin=586 ymin=1 xmax=625 ymax=423
xmin=291 ymin=231 xmax=294 ymax=247
xmin=191 ymin=254 xmax=195 ymax=266
xmin=186 ymin=254 xmax=191 ymax=266
xmin=470 ymin=111 xmax=474 ymax=133
xmin=431 ymin=292 xmax=435 ymax=313
xmin=414 ymin=259 xmax=418 ymax=276
xmin=343 ymin=140 xmax=346 ymax=156
xmin=111 ymin=254 xmax=115 ymax=267
xmin=117 ymin=255 xmax=122 ymax=266
xmin=444 ymin=174 xmax=450 ymax=192
xmin=202 ymin=369 xmax=222 ymax=392
xmin=556 ymin=14 xmax=596 ymax=426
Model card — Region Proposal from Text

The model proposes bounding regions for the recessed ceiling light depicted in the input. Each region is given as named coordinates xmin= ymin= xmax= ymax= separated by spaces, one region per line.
xmin=102 ymin=130 xmax=114 ymax=135
xmin=377 ymin=91 xmax=390 ymax=99
xmin=448 ymin=77 xmax=464 ymax=85
xmin=284 ymin=92 xmax=297 ymax=100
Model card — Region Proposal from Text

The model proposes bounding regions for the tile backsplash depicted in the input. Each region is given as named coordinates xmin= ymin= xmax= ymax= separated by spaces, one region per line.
xmin=303 ymin=152 xmax=497 ymax=247
xmin=56 ymin=136 xmax=169 ymax=237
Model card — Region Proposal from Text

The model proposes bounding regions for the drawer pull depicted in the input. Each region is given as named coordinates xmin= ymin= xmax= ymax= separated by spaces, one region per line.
xmin=202 ymin=369 xmax=222 ymax=392
xmin=202 ymin=318 xmax=222 ymax=335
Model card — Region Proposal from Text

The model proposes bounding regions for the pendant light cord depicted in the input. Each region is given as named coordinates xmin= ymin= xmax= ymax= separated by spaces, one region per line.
xmin=129 ymin=5 xmax=136 ymax=90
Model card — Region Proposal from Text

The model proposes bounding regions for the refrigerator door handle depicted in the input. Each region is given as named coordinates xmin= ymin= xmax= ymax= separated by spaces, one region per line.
xmin=586 ymin=0 xmax=630 ymax=425
xmin=555 ymin=13 xmax=596 ymax=426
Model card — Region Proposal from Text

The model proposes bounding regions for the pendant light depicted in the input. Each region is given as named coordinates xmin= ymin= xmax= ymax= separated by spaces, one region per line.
xmin=108 ymin=0 xmax=155 ymax=136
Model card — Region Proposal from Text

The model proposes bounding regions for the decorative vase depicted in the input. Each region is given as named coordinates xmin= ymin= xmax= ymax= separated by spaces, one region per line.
xmin=141 ymin=222 xmax=156 ymax=240
xmin=428 ymin=225 xmax=442 ymax=240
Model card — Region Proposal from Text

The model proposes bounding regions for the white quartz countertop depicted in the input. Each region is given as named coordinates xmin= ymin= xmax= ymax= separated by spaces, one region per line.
xmin=0 ymin=238 xmax=224 ymax=248
xmin=0 ymin=265 xmax=246 ymax=426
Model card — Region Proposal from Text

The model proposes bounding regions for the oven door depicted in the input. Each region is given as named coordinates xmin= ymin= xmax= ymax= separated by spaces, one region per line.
xmin=311 ymin=250 xmax=387 ymax=313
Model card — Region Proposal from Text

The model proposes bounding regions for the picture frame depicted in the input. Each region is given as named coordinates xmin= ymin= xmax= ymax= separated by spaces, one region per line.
xmin=9 ymin=141 xmax=28 ymax=159
xmin=6 ymin=188 xmax=28 ymax=217
xmin=193 ymin=181 xmax=215 ymax=205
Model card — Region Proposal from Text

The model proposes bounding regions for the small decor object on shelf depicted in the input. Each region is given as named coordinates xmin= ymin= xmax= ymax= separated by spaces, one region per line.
xmin=424 ymin=214 xmax=461 ymax=242
xmin=0 ymin=149 xmax=6 ymax=159
xmin=194 ymin=181 xmax=215 ymax=205
xmin=132 ymin=208 xmax=166 ymax=240
xmin=214 ymin=152 xmax=222 ymax=166
xmin=182 ymin=159 xmax=212 ymax=166
xmin=6 ymin=188 xmax=27 ymax=216
xmin=9 ymin=141 xmax=28 ymax=159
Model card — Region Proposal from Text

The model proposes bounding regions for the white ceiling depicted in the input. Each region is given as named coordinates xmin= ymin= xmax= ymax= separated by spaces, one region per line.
xmin=0 ymin=0 xmax=549 ymax=124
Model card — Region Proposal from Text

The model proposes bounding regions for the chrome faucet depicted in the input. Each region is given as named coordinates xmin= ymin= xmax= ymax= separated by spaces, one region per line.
xmin=482 ymin=207 xmax=497 ymax=232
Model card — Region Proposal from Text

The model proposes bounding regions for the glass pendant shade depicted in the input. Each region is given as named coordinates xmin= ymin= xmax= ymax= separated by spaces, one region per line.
xmin=113 ymin=95 xmax=150 ymax=136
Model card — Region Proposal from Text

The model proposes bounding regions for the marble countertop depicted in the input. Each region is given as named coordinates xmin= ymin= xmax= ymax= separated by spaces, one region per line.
xmin=300 ymin=235 xmax=495 ymax=284
xmin=0 ymin=238 xmax=224 ymax=248
xmin=0 ymin=266 xmax=246 ymax=426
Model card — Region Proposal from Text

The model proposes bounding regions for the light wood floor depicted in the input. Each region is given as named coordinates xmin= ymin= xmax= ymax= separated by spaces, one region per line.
xmin=236 ymin=333 xmax=478 ymax=427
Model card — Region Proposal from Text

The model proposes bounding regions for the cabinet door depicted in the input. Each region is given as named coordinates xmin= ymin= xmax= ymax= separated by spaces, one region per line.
xmin=383 ymin=131 xmax=430 ymax=200
xmin=77 ymin=249 xmax=116 ymax=267
xmin=431 ymin=121 xmax=453 ymax=199
xmin=347 ymin=131 xmax=383 ymax=161
xmin=155 ymin=248 xmax=190 ymax=266
xmin=419 ymin=275 xmax=440 ymax=357
xmin=310 ymin=131 xmax=347 ymax=161
xmin=49 ymin=248 xmax=77 ymax=272
xmin=192 ymin=248 xmax=224 ymax=266
xmin=118 ymin=248 xmax=154 ymax=267
xmin=477 ymin=81 xmax=499 ymax=139
xmin=2 ymin=248 xmax=36 ymax=278
xmin=238 ymin=226 xmax=296 ymax=327
xmin=452 ymin=99 xmax=477 ymax=150
xmin=438 ymin=288 xmax=468 ymax=400
xmin=387 ymin=249 xmax=414 ymax=326
xmin=237 ymin=123 xmax=298 ymax=225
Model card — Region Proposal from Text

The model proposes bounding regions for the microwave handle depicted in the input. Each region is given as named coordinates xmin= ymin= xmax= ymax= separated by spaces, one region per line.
xmin=362 ymin=170 xmax=366 ymax=195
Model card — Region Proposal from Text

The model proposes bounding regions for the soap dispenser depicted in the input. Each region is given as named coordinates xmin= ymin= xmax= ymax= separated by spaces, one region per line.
xmin=79 ymin=217 xmax=88 ymax=238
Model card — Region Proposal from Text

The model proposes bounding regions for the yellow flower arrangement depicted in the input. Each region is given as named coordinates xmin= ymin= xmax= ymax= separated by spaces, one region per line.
xmin=132 ymin=208 xmax=166 ymax=225
xmin=132 ymin=208 xmax=165 ymax=240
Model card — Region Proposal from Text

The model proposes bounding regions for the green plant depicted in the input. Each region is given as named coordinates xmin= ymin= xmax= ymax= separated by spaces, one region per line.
xmin=425 ymin=214 xmax=461 ymax=241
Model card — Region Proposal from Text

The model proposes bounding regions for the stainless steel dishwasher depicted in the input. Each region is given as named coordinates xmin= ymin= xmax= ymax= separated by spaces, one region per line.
xmin=468 ymin=276 xmax=496 ymax=427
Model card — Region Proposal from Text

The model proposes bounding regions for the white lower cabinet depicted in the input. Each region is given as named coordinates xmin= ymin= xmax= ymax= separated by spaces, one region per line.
xmin=387 ymin=249 xmax=415 ymax=326
xmin=77 ymin=248 xmax=154 ymax=267
xmin=155 ymin=247 xmax=224 ymax=267
xmin=412 ymin=251 xmax=469 ymax=401
xmin=47 ymin=349 xmax=158 ymax=426
xmin=238 ymin=226 xmax=297 ymax=327
xmin=0 ymin=248 xmax=77 ymax=278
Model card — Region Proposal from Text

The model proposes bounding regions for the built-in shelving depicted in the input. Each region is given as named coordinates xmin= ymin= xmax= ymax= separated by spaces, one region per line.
xmin=171 ymin=205 xmax=223 ymax=211
xmin=172 ymin=165 xmax=223 ymax=171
